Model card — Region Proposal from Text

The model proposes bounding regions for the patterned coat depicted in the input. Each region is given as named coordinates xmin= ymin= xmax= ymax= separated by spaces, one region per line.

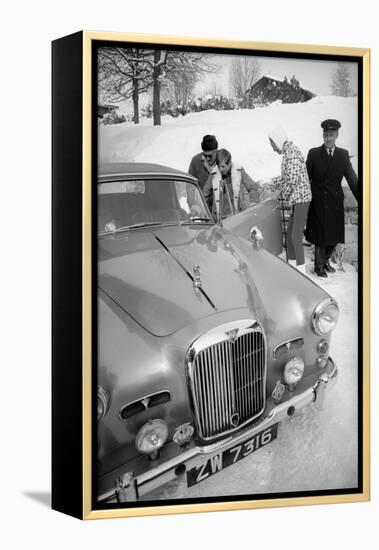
xmin=203 ymin=163 xmax=261 ymax=219
xmin=270 ymin=141 xmax=312 ymax=205
xmin=305 ymin=145 xmax=358 ymax=246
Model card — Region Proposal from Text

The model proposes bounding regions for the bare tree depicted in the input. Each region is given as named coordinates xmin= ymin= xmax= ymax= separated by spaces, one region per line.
xmin=163 ymin=54 xmax=215 ymax=111
xmin=229 ymin=57 xmax=261 ymax=106
xmin=155 ymin=51 xmax=217 ymax=123
xmin=99 ymin=47 xmax=217 ymax=126
xmin=150 ymin=49 xmax=167 ymax=125
xmin=98 ymin=47 xmax=169 ymax=125
xmin=98 ymin=47 xmax=153 ymax=124
xmin=164 ymin=71 xmax=196 ymax=111
xmin=330 ymin=63 xmax=354 ymax=97
xmin=205 ymin=79 xmax=224 ymax=97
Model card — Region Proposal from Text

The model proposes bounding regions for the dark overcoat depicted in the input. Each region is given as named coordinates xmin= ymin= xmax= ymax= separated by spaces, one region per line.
xmin=305 ymin=145 xmax=358 ymax=246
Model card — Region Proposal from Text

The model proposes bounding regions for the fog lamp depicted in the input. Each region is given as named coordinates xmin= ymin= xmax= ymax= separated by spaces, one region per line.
xmin=317 ymin=356 xmax=329 ymax=369
xmin=173 ymin=423 xmax=194 ymax=448
xmin=135 ymin=419 xmax=169 ymax=460
xmin=284 ymin=357 xmax=305 ymax=391
xmin=317 ymin=340 xmax=329 ymax=355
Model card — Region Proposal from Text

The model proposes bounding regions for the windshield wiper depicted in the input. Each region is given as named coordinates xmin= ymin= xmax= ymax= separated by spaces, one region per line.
xmin=98 ymin=221 xmax=179 ymax=236
xmin=181 ymin=217 xmax=214 ymax=225
xmin=117 ymin=222 xmax=164 ymax=231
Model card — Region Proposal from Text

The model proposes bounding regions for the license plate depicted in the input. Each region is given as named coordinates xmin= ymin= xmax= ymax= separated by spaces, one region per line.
xmin=187 ymin=424 xmax=278 ymax=488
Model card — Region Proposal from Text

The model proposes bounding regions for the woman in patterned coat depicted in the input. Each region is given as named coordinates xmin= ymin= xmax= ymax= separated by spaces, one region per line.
xmin=203 ymin=149 xmax=262 ymax=221
xmin=268 ymin=126 xmax=312 ymax=274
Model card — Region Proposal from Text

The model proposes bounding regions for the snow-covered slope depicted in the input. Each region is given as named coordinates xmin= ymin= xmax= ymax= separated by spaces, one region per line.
xmin=99 ymin=96 xmax=358 ymax=181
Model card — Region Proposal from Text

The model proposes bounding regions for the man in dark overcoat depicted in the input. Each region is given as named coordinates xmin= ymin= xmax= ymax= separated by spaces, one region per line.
xmin=305 ymin=119 xmax=358 ymax=277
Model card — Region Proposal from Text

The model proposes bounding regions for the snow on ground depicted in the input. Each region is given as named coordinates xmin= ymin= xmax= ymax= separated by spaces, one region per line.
xmin=99 ymin=96 xmax=358 ymax=181
xmin=143 ymin=261 xmax=358 ymax=501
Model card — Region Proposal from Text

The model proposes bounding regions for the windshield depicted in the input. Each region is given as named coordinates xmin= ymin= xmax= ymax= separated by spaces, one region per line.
xmin=98 ymin=178 xmax=213 ymax=235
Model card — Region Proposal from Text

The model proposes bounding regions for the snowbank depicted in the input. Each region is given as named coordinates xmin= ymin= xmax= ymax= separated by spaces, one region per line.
xmin=99 ymin=96 xmax=358 ymax=181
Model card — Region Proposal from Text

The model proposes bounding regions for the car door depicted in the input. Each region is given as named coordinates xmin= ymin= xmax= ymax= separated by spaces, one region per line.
xmin=222 ymin=197 xmax=283 ymax=256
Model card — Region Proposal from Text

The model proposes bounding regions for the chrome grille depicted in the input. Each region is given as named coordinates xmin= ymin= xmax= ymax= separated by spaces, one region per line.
xmin=189 ymin=326 xmax=266 ymax=439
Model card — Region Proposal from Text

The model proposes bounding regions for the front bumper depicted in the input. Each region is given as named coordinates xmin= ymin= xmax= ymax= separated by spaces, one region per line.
xmin=99 ymin=357 xmax=337 ymax=503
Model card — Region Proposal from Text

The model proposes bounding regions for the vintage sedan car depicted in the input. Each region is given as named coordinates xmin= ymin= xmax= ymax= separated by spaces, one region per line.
xmin=97 ymin=162 xmax=339 ymax=502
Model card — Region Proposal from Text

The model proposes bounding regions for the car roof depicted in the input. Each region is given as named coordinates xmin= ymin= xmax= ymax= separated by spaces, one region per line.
xmin=98 ymin=162 xmax=197 ymax=182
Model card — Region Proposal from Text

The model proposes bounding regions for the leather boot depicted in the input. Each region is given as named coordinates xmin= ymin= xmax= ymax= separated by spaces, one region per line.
xmin=324 ymin=260 xmax=336 ymax=273
xmin=315 ymin=267 xmax=328 ymax=278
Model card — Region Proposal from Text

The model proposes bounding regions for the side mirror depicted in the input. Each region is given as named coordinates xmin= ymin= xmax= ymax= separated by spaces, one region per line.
xmin=250 ymin=226 xmax=264 ymax=249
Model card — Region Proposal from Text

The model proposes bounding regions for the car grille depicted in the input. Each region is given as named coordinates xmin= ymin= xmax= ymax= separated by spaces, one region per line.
xmin=189 ymin=327 xmax=266 ymax=440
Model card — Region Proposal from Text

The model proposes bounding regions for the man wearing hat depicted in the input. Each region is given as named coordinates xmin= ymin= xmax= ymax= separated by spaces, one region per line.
xmin=305 ymin=119 xmax=358 ymax=278
xmin=188 ymin=134 xmax=219 ymax=191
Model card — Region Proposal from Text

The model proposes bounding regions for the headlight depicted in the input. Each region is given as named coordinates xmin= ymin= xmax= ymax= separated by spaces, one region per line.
xmin=135 ymin=419 xmax=169 ymax=460
xmin=284 ymin=357 xmax=305 ymax=390
xmin=316 ymin=356 xmax=329 ymax=369
xmin=97 ymin=386 xmax=109 ymax=422
xmin=311 ymin=298 xmax=339 ymax=335
xmin=317 ymin=340 xmax=329 ymax=355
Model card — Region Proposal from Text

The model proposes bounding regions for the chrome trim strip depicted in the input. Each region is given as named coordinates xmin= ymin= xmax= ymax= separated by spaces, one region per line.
xmin=118 ymin=390 xmax=172 ymax=421
xmin=98 ymin=173 xmax=197 ymax=184
xmin=272 ymin=337 xmax=304 ymax=358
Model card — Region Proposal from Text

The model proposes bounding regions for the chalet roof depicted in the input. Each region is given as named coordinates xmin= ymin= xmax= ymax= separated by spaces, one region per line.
xmin=247 ymin=75 xmax=315 ymax=97
xmin=257 ymin=75 xmax=283 ymax=82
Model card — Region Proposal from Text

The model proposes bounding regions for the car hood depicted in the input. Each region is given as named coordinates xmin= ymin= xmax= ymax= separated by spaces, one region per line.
xmin=98 ymin=225 xmax=268 ymax=336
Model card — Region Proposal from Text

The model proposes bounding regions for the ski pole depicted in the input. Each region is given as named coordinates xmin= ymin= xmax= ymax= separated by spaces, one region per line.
xmin=280 ymin=191 xmax=289 ymax=262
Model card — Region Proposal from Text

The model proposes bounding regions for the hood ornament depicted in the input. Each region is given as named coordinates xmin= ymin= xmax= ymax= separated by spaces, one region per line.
xmin=225 ymin=328 xmax=239 ymax=343
xmin=141 ymin=398 xmax=149 ymax=409
xmin=193 ymin=265 xmax=202 ymax=292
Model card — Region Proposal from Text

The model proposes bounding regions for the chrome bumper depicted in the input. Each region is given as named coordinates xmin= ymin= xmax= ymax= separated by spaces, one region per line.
xmin=99 ymin=357 xmax=337 ymax=503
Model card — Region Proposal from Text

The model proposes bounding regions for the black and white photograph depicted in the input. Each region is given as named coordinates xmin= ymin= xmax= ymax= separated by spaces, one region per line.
xmin=3 ymin=0 xmax=378 ymax=540
xmin=95 ymin=40 xmax=363 ymax=508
